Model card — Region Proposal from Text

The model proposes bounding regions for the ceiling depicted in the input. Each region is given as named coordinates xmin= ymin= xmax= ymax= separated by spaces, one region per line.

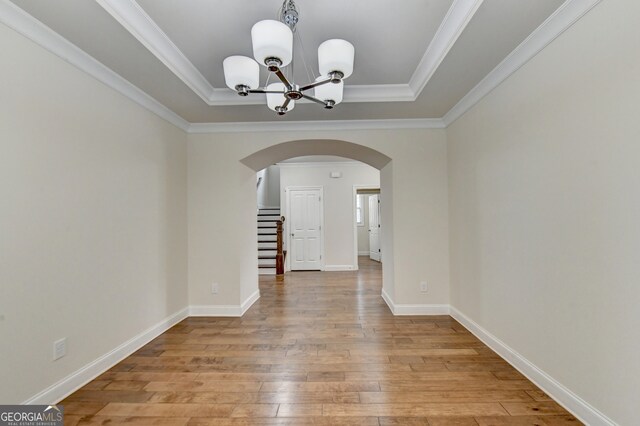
xmin=8 ymin=0 xmax=566 ymax=124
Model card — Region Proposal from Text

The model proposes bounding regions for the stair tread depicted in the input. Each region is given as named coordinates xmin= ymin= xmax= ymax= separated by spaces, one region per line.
xmin=258 ymin=256 xmax=277 ymax=259
xmin=258 ymin=265 xmax=277 ymax=268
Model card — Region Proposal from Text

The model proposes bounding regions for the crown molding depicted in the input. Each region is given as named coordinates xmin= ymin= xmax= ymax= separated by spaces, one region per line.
xmin=188 ymin=118 xmax=445 ymax=134
xmin=96 ymin=0 xmax=213 ymax=103
xmin=409 ymin=0 xmax=484 ymax=95
xmin=442 ymin=0 xmax=603 ymax=126
xmin=96 ymin=0 xmax=481 ymax=105
xmin=3 ymin=0 xmax=601 ymax=134
xmin=277 ymin=161 xmax=363 ymax=167
xmin=0 ymin=0 xmax=190 ymax=131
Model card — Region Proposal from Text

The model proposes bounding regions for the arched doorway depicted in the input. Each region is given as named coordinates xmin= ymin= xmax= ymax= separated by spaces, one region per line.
xmin=240 ymin=139 xmax=394 ymax=299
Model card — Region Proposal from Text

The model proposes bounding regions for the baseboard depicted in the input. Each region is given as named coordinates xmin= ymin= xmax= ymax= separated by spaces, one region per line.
xmin=324 ymin=265 xmax=355 ymax=271
xmin=240 ymin=290 xmax=260 ymax=315
xmin=22 ymin=307 xmax=189 ymax=405
xmin=380 ymin=289 xmax=449 ymax=315
xmin=450 ymin=306 xmax=616 ymax=426
xmin=190 ymin=290 xmax=260 ymax=317
xmin=381 ymin=288 xmax=395 ymax=314
xmin=358 ymin=251 xmax=369 ymax=256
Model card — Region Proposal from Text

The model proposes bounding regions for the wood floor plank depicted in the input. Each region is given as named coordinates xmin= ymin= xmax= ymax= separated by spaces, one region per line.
xmin=322 ymin=403 xmax=509 ymax=416
xmin=58 ymin=258 xmax=577 ymax=424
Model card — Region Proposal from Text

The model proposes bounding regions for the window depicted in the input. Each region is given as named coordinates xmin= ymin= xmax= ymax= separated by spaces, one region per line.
xmin=356 ymin=194 xmax=364 ymax=226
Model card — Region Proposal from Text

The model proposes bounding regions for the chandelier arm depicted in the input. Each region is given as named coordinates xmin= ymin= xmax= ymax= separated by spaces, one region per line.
xmin=301 ymin=93 xmax=329 ymax=107
xmin=247 ymin=89 xmax=285 ymax=94
xmin=281 ymin=98 xmax=292 ymax=109
xmin=299 ymin=77 xmax=333 ymax=92
xmin=273 ymin=68 xmax=293 ymax=90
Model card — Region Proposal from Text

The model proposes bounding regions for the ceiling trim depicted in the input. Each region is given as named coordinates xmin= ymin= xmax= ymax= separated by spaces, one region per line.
xmin=442 ymin=0 xmax=603 ymax=126
xmin=0 ymin=0 xmax=190 ymax=131
xmin=95 ymin=0 xmax=215 ymax=104
xmin=96 ymin=0 xmax=482 ymax=105
xmin=2 ymin=0 xmax=601 ymax=133
xmin=187 ymin=118 xmax=446 ymax=134
xmin=277 ymin=161 xmax=363 ymax=167
xmin=409 ymin=0 xmax=484 ymax=95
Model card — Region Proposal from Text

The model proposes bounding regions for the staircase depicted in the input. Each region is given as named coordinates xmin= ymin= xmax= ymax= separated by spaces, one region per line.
xmin=258 ymin=208 xmax=281 ymax=275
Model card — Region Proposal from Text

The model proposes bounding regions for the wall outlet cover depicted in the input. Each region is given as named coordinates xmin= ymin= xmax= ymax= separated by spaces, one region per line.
xmin=53 ymin=338 xmax=66 ymax=361
xmin=211 ymin=283 xmax=219 ymax=294
xmin=420 ymin=281 xmax=428 ymax=293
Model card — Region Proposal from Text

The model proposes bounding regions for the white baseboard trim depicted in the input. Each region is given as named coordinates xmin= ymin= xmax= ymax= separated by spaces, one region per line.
xmin=22 ymin=307 xmax=189 ymax=405
xmin=240 ymin=290 xmax=261 ymax=315
xmin=189 ymin=290 xmax=261 ymax=317
xmin=380 ymin=289 xmax=449 ymax=316
xmin=324 ymin=265 xmax=355 ymax=272
xmin=393 ymin=303 xmax=450 ymax=315
xmin=450 ymin=306 xmax=616 ymax=426
xmin=381 ymin=288 xmax=395 ymax=314
xmin=358 ymin=251 xmax=370 ymax=256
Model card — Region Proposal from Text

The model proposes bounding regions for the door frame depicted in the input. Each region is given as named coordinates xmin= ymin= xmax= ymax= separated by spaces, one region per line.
xmin=352 ymin=185 xmax=380 ymax=270
xmin=284 ymin=186 xmax=325 ymax=272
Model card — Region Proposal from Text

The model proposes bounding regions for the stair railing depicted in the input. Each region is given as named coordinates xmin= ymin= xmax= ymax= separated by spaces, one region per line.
xmin=276 ymin=216 xmax=286 ymax=278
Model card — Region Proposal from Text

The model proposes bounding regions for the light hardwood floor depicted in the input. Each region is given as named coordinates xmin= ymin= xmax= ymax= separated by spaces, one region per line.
xmin=61 ymin=257 xmax=580 ymax=425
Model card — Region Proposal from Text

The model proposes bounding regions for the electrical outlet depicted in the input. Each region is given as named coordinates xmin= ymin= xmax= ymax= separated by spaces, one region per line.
xmin=420 ymin=281 xmax=428 ymax=293
xmin=53 ymin=338 xmax=66 ymax=361
xmin=211 ymin=283 xmax=219 ymax=294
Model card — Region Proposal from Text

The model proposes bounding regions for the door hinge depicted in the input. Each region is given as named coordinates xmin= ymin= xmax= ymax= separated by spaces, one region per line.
xmin=319 ymin=196 xmax=321 ymax=202
xmin=319 ymin=225 xmax=321 ymax=230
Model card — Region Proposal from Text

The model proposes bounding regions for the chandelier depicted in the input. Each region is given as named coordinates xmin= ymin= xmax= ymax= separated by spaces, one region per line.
xmin=222 ymin=0 xmax=355 ymax=115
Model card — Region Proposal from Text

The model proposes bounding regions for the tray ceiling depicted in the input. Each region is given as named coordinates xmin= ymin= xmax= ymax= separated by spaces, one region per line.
xmin=6 ymin=0 xmax=574 ymax=125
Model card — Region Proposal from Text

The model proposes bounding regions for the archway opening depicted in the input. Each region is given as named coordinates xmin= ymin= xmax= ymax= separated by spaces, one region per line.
xmin=241 ymin=139 xmax=394 ymax=300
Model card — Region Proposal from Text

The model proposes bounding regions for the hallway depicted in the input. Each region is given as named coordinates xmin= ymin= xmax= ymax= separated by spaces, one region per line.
xmin=60 ymin=258 xmax=578 ymax=424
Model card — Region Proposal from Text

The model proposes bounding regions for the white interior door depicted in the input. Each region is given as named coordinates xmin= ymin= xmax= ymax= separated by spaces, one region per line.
xmin=369 ymin=194 xmax=381 ymax=262
xmin=289 ymin=188 xmax=323 ymax=270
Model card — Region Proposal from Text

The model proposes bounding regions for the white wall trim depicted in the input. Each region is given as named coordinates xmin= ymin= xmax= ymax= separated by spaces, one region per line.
xmin=381 ymin=289 xmax=449 ymax=316
xmin=358 ymin=251 xmax=369 ymax=256
xmin=240 ymin=290 xmax=261 ymax=316
xmin=277 ymin=161 xmax=362 ymax=168
xmin=381 ymin=288 xmax=395 ymax=314
xmin=96 ymin=0 xmax=214 ymax=104
xmin=189 ymin=290 xmax=260 ymax=317
xmin=94 ymin=0 xmax=481 ymax=105
xmin=22 ymin=307 xmax=189 ymax=405
xmin=188 ymin=118 xmax=446 ymax=134
xmin=3 ymin=0 xmax=601 ymax=133
xmin=0 ymin=0 xmax=190 ymax=132
xmin=409 ymin=0 xmax=484 ymax=95
xmin=393 ymin=303 xmax=450 ymax=316
xmin=450 ymin=306 xmax=616 ymax=426
xmin=189 ymin=305 xmax=242 ymax=316
xmin=442 ymin=0 xmax=603 ymax=126
xmin=324 ymin=265 xmax=355 ymax=272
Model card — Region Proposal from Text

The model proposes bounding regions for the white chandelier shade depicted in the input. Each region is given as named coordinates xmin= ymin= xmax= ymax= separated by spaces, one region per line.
xmin=222 ymin=1 xmax=355 ymax=115
xmin=318 ymin=39 xmax=355 ymax=79
xmin=223 ymin=56 xmax=260 ymax=90
xmin=251 ymin=20 xmax=293 ymax=67
xmin=314 ymin=77 xmax=343 ymax=104
xmin=266 ymin=83 xmax=295 ymax=112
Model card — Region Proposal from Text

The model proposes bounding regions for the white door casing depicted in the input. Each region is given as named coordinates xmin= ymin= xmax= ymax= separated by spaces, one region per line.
xmin=369 ymin=194 xmax=381 ymax=262
xmin=287 ymin=187 xmax=323 ymax=271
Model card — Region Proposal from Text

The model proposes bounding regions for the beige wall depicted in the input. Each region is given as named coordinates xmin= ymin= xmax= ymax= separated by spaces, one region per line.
xmin=188 ymin=129 xmax=449 ymax=307
xmin=278 ymin=162 xmax=380 ymax=269
xmin=447 ymin=0 xmax=640 ymax=423
xmin=357 ymin=194 xmax=371 ymax=255
xmin=0 ymin=24 xmax=188 ymax=403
